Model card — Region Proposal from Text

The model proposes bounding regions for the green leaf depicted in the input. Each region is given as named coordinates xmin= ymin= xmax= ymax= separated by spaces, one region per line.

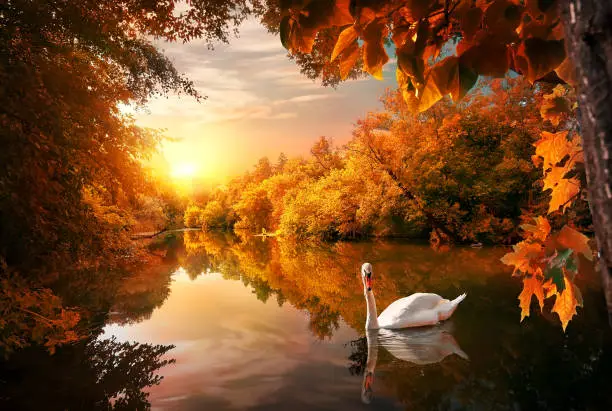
xmin=565 ymin=255 xmax=577 ymax=272
xmin=544 ymin=248 xmax=573 ymax=292
xmin=555 ymin=248 xmax=573 ymax=262
xmin=544 ymin=265 xmax=565 ymax=292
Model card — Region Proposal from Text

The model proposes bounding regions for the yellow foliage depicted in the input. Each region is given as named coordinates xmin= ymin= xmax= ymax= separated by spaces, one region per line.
xmin=548 ymin=177 xmax=581 ymax=214
xmin=184 ymin=205 xmax=204 ymax=228
xmin=535 ymin=131 xmax=574 ymax=168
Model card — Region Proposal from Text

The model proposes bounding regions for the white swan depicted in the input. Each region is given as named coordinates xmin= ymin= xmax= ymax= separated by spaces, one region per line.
xmin=361 ymin=324 xmax=468 ymax=403
xmin=361 ymin=262 xmax=466 ymax=329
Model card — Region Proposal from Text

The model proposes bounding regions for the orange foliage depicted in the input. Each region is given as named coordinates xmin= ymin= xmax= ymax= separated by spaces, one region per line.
xmin=500 ymin=242 xmax=544 ymax=276
xmin=278 ymin=0 xmax=572 ymax=112
xmin=501 ymin=219 xmax=591 ymax=330
xmin=552 ymin=276 xmax=582 ymax=331
xmin=191 ymin=78 xmax=541 ymax=243
xmin=518 ymin=275 xmax=545 ymax=322
xmin=272 ymin=0 xmax=597 ymax=330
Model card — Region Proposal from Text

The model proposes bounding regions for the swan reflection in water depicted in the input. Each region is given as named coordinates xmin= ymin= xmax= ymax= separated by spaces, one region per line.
xmin=355 ymin=322 xmax=468 ymax=404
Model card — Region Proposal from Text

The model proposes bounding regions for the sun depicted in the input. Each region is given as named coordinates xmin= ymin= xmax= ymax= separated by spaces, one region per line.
xmin=170 ymin=162 xmax=198 ymax=179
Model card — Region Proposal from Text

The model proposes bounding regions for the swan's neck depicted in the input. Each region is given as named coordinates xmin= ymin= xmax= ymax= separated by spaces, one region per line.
xmin=365 ymin=289 xmax=380 ymax=330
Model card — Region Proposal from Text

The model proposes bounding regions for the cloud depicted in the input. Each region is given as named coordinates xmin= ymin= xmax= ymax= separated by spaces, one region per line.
xmin=131 ymin=17 xmax=390 ymax=180
xmin=272 ymin=94 xmax=338 ymax=105
xmin=285 ymin=94 xmax=335 ymax=103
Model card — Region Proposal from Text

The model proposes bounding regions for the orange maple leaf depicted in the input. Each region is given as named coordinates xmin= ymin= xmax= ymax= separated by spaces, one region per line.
xmin=535 ymin=130 xmax=573 ymax=167
xmin=556 ymin=225 xmax=593 ymax=260
xmin=552 ymin=276 xmax=582 ymax=331
xmin=518 ymin=275 xmax=545 ymax=321
xmin=520 ymin=216 xmax=550 ymax=242
xmin=543 ymin=165 xmax=569 ymax=191
xmin=542 ymin=278 xmax=557 ymax=299
xmin=540 ymin=85 xmax=570 ymax=127
xmin=548 ymin=177 xmax=580 ymax=214
xmin=500 ymin=241 xmax=543 ymax=275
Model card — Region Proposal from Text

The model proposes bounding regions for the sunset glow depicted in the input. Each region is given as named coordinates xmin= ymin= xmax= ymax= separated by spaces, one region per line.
xmin=131 ymin=20 xmax=391 ymax=183
xmin=170 ymin=162 xmax=198 ymax=179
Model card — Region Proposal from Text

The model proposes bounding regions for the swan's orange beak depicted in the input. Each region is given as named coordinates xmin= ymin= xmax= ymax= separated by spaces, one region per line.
xmin=365 ymin=273 xmax=372 ymax=291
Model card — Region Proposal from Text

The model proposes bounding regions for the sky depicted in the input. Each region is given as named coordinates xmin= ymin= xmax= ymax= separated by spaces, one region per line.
xmin=132 ymin=19 xmax=396 ymax=184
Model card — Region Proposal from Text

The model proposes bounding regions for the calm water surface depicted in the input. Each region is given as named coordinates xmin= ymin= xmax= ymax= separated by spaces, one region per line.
xmin=3 ymin=231 xmax=612 ymax=410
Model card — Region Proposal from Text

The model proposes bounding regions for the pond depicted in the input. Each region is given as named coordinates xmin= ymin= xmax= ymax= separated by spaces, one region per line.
xmin=2 ymin=231 xmax=612 ymax=410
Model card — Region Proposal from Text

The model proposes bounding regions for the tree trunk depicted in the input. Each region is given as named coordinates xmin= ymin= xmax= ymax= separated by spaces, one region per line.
xmin=383 ymin=167 xmax=459 ymax=243
xmin=562 ymin=0 xmax=612 ymax=325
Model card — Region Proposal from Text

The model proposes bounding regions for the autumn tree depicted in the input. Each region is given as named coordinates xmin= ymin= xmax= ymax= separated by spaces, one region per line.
xmin=201 ymin=200 xmax=227 ymax=229
xmin=310 ymin=136 xmax=345 ymax=174
xmin=234 ymin=186 xmax=275 ymax=232
xmin=349 ymin=78 xmax=542 ymax=243
xmin=274 ymin=0 xmax=609 ymax=329
xmin=275 ymin=152 xmax=289 ymax=172
xmin=184 ymin=205 xmax=205 ymax=228
xmin=0 ymin=0 xmax=267 ymax=352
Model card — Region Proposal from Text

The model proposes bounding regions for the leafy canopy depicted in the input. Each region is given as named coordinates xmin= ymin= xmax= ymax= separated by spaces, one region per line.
xmin=278 ymin=0 xmax=572 ymax=111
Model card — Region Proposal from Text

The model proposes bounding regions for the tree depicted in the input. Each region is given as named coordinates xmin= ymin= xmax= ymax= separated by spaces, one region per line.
xmin=310 ymin=136 xmax=344 ymax=174
xmin=234 ymin=186 xmax=274 ymax=232
xmin=275 ymin=152 xmax=289 ymax=172
xmin=252 ymin=157 xmax=274 ymax=183
xmin=275 ymin=0 xmax=608 ymax=329
xmin=0 ymin=0 xmax=266 ymax=352
xmin=349 ymin=79 xmax=542 ymax=244
xmin=201 ymin=200 xmax=227 ymax=229
xmin=194 ymin=81 xmax=540 ymax=243
xmin=561 ymin=0 xmax=612 ymax=321
xmin=184 ymin=205 xmax=204 ymax=228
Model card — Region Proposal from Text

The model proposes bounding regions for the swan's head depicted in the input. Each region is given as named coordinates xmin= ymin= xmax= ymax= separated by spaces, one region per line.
xmin=361 ymin=262 xmax=373 ymax=291
xmin=361 ymin=371 xmax=374 ymax=404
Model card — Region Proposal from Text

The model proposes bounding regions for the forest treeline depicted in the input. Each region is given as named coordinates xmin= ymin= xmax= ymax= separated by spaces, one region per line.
xmin=185 ymin=78 xmax=590 ymax=244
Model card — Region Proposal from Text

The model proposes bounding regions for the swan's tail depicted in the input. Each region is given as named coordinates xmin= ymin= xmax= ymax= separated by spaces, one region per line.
xmin=453 ymin=345 xmax=469 ymax=360
xmin=451 ymin=293 xmax=467 ymax=306
xmin=438 ymin=293 xmax=467 ymax=321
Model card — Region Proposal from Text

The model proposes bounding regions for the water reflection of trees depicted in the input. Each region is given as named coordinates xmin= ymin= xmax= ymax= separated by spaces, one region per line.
xmin=180 ymin=231 xmax=612 ymax=410
xmin=181 ymin=231 xmax=510 ymax=335
xmin=1 ymin=235 xmax=182 ymax=409
xmin=182 ymin=230 xmax=346 ymax=338
xmin=0 ymin=337 xmax=174 ymax=410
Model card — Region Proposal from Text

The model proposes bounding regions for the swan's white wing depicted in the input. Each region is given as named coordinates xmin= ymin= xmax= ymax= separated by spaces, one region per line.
xmin=377 ymin=293 xmax=443 ymax=328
